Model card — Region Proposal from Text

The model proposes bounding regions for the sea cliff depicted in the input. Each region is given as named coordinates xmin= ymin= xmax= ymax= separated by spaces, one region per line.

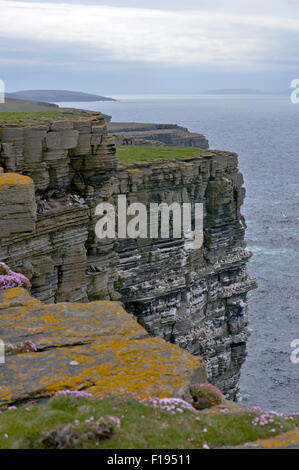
xmin=0 ymin=112 xmax=257 ymax=400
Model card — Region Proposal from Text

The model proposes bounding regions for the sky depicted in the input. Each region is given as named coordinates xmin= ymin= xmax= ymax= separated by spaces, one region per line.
xmin=0 ymin=0 xmax=299 ymax=94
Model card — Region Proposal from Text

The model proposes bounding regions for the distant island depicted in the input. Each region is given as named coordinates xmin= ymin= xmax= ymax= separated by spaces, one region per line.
xmin=200 ymin=88 xmax=286 ymax=95
xmin=6 ymin=90 xmax=116 ymax=102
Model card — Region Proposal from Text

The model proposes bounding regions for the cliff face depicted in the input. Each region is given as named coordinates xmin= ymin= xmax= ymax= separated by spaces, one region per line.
xmin=0 ymin=113 xmax=257 ymax=400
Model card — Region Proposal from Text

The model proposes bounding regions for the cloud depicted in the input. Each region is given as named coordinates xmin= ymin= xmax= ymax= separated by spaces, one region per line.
xmin=0 ymin=1 xmax=299 ymax=68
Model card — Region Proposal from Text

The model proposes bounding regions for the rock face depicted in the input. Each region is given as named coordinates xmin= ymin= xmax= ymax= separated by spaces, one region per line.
xmin=0 ymin=288 xmax=206 ymax=408
xmin=0 ymin=171 xmax=36 ymax=237
xmin=108 ymin=123 xmax=209 ymax=149
xmin=0 ymin=113 xmax=257 ymax=400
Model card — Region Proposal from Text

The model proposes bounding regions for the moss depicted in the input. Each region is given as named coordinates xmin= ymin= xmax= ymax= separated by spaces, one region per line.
xmin=89 ymin=291 xmax=107 ymax=301
xmin=190 ymin=383 xmax=225 ymax=410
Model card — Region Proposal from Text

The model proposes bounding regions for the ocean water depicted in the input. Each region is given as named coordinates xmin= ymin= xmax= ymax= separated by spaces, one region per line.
xmin=57 ymin=94 xmax=299 ymax=412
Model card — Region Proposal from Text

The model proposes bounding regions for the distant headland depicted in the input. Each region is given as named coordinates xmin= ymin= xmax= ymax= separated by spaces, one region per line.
xmin=6 ymin=89 xmax=116 ymax=102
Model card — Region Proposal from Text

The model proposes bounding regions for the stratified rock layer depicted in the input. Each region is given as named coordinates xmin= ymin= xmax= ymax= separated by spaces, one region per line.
xmin=0 ymin=114 xmax=257 ymax=400
xmin=0 ymin=172 xmax=36 ymax=236
xmin=0 ymin=288 xmax=206 ymax=408
xmin=108 ymin=122 xmax=209 ymax=149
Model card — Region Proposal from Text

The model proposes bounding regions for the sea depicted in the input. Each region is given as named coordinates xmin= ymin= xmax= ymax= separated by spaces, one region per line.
xmin=56 ymin=94 xmax=299 ymax=413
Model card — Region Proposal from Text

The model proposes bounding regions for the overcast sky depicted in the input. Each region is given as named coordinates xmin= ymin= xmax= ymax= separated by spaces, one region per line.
xmin=1 ymin=0 xmax=299 ymax=93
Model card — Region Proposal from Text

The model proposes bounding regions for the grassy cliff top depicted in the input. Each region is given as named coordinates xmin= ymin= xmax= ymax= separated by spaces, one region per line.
xmin=0 ymin=394 xmax=298 ymax=449
xmin=0 ymin=97 xmax=59 ymax=113
xmin=117 ymin=146 xmax=208 ymax=164
xmin=0 ymin=109 xmax=101 ymax=125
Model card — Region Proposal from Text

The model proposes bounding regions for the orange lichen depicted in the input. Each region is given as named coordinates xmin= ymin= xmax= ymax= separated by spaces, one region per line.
xmin=0 ymin=173 xmax=33 ymax=189
xmin=0 ymin=289 xmax=205 ymax=407
xmin=254 ymin=430 xmax=299 ymax=448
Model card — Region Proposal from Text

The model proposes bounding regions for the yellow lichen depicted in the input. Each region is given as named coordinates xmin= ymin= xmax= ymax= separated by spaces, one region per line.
xmin=0 ymin=289 xmax=205 ymax=406
xmin=255 ymin=430 xmax=299 ymax=448
xmin=0 ymin=173 xmax=33 ymax=189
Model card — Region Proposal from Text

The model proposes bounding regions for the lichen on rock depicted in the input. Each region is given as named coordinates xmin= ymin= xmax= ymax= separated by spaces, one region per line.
xmin=0 ymin=287 xmax=206 ymax=408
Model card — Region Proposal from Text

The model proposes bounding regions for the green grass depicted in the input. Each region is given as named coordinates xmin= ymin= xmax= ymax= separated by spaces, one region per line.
xmin=0 ymin=395 xmax=297 ymax=449
xmin=117 ymin=146 xmax=206 ymax=164
xmin=0 ymin=109 xmax=95 ymax=125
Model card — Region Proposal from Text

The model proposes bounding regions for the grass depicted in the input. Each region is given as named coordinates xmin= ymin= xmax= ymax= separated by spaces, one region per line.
xmin=0 ymin=394 xmax=297 ymax=449
xmin=0 ymin=109 xmax=96 ymax=125
xmin=117 ymin=146 xmax=206 ymax=164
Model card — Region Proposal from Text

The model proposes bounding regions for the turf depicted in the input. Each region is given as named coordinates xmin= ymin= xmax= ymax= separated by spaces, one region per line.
xmin=0 ymin=109 xmax=95 ymax=125
xmin=0 ymin=394 xmax=297 ymax=449
xmin=116 ymin=146 xmax=206 ymax=164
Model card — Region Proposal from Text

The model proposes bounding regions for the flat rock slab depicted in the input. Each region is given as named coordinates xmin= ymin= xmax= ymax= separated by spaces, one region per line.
xmin=229 ymin=430 xmax=299 ymax=449
xmin=0 ymin=288 xmax=206 ymax=407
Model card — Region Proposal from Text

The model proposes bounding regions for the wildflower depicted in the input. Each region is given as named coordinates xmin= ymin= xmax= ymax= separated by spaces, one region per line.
xmin=202 ymin=443 xmax=209 ymax=449
xmin=4 ymin=434 xmax=8 ymax=439
xmin=55 ymin=390 xmax=93 ymax=398
xmin=108 ymin=416 xmax=121 ymax=429
xmin=0 ymin=263 xmax=30 ymax=290
xmin=139 ymin=397 xmax=194 ymax=413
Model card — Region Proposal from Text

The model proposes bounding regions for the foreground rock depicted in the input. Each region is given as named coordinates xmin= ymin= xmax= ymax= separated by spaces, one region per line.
xmin=229 ymin=430 xmax=299 ymax=449
xmin=0 ymin=288 xmax=206 ymax=408
xmin=108 ymin=122 xmax=209 ymax=149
